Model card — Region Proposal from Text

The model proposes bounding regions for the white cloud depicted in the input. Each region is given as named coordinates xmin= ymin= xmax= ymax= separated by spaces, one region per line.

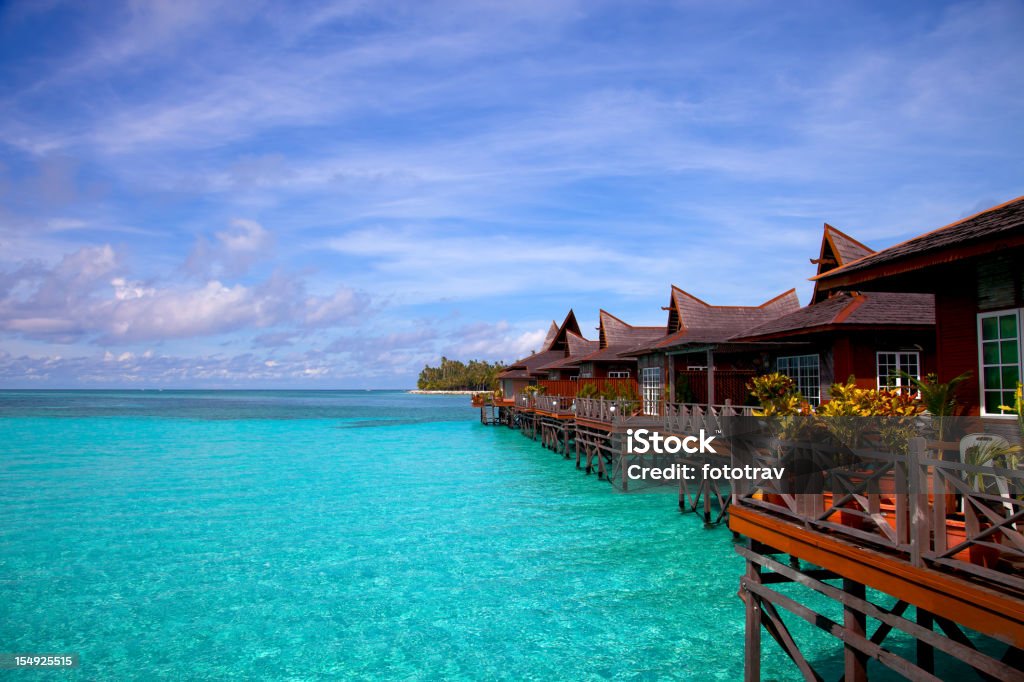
xmin=0 ymin=243 xmax=372 ymax=344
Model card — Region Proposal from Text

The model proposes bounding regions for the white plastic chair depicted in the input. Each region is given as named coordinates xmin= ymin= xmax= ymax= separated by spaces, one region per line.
xmin=960 ymin=433 xmax=1013 ymax=517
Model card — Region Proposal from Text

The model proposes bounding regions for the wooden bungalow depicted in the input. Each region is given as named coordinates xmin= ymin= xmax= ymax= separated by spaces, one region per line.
xmin=536 ymin=331 xmax=598 ymax=383
xmin=731 ymin=203 xmax=1024 ymax=681
xmin=495 ymin=311 xmax=579 ymax=400
xmin=813 ymin=195 xmax=1024 ymax=428
xmin=626 ymin=286 xmax=801 ymax=408
xmin=729 ymin=224 xmax=937 ymax=405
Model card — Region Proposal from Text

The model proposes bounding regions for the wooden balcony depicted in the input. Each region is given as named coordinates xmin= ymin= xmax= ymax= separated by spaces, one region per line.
xmin=730 ymin=432 xmax=1024 ymax=679
xmin=731 ymin=435 xmax=1024 ymax=594
xmin=532 ymin=395 xmax=575 ymax=418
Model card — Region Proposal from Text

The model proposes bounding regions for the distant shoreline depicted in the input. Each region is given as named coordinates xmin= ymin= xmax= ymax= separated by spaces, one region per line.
xmin=407 ymin=389 xmax=480 ymax=395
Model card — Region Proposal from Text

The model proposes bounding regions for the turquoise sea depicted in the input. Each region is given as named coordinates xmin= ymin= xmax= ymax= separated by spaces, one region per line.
xmin=1 ymin=390 xmax=899 ymax=680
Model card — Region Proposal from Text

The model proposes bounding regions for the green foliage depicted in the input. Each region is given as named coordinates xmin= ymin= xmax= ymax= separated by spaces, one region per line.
xmin=998 ymin=382 xmax=1024 ymax=442
xmin=901 ymin=371 xmax=970 ymax=442
xmin=675 ymin=374 xmax=695 ymax=403
xmin=577 ymin=383 xmax=599 ymax=399
xmin=962 ymin=439 xmax=1022 ymax=490
xmin=417 ymin=357 xmax=506 ymax=391
xmin=904 ymin=371 xmax=971 ymax=417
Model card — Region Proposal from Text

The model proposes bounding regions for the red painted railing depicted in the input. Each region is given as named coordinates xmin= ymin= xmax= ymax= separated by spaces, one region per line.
xmin=538 ymin=377 xmax=639 ymax=398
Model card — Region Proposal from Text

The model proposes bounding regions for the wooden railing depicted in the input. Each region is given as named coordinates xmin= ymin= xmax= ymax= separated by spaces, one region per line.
xmin=663 ymin=400 xmax=757 ymax=435
xmin=533 ymin=395 xmax=575 ymax=416
xmin=515 ymin=393 xmax=534 ymax=409
xmin=732 ymin=434 xmax=1024 ymax=592
xmin=573 ymin=397 xmax=636 ymax=424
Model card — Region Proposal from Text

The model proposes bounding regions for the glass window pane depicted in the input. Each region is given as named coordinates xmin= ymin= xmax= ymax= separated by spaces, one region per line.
xmin=984 ymin=342 xmax=1000 ymax=365
xmin=1003 ymin=366 xmax=1020 ymax=388
xmin=982 ymin=316 xmax=999 ymax=340
xmin=985 ymin=392 xmax=1004 ymax=414
xmin=1000 ymin=314 xmax=1018 ymax=339
xmin=1002 ymin=340 xmax=1019 ymax=364
xmin=985 ymin=366 xmax=1002 ymax=389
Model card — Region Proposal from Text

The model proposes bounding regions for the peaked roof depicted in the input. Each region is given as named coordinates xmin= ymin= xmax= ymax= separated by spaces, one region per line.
xmin=815 ymin=195 xmax=1024 ymax=290
xmin=498 ymin=309 xmax=585 ymax=379
xmin=821 ymin=224 xmax=874 ymax=271
xmin=632 ymin=287 xmax=801 ymax=353
xmin=812 ymin=224 xmax=874 ymax=301
xmin=732 ymin=292 xmax=935 ymax=342
xmin=545 ymin=309 xmax=582 ymax=352
xmin=571 ymin=310 xmax=664 ymax=363
xmin=541 ymin=321 xmax=558 ymax=350
xmin=497 ymin=349 xmax=565 ymax=379
xmin=537 ymin=331 xmax=599 ymax=370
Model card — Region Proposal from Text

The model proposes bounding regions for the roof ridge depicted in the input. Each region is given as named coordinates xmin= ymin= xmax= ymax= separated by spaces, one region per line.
xmin=832 ymin=292 xmax=867 ymax=323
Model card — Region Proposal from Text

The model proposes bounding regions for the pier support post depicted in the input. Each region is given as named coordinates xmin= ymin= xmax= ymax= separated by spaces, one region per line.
xmin=743 ymin=557 xmax=762 ymax=682
xmin=916 ymin=608 xmax=934 ymax=674
xmin=843 ymin=579 xmax=868 ymax=682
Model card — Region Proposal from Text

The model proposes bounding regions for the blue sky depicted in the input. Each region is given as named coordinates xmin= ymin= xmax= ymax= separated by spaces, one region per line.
xmin=1 ymin=0 xmax=1022 ymax=388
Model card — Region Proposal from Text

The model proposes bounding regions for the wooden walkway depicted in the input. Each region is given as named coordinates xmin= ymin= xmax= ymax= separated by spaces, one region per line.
xmin=478 ymin=392 xmax=1024 ymax=679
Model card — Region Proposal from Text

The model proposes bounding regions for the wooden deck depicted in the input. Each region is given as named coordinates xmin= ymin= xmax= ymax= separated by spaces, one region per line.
xmin=728 ymin=434 xmax=1024 ymax=680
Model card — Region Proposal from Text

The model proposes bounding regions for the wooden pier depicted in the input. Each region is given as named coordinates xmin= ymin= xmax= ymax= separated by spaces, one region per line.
xmin=730 ymin=436 xmax=1024 ymax=681
xmin=478 ymin=390 xmax=1024 ymax=679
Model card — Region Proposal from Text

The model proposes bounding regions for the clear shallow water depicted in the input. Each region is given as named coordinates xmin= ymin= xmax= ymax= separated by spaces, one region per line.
xmin=0 ymin=390 xmax=860 ymax=680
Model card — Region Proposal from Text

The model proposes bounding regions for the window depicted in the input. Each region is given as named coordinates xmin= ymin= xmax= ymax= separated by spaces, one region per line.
xmin=641 ymin=367 xmax=662 ymax=415
xmin=579 ymin=371 xmax=593 ymax=379
xmin=979 ymin=309 xmax=1022 ymax=416
xmin=608 ymin=371 xmax=630 ymax=378
xmin=777 ymin=354 xmax=821 ymax=405
xmin=877 ymin=351 xmax=920 ymax=391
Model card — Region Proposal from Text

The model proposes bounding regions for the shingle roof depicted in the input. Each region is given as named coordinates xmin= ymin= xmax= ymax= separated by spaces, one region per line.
xmin=571 ymin=311 xmax=666 ymax=364
xmin=545 ymin=310 xmax=583 ymax=352
xmin=732 ymin=292 xmax=934 ymax=341
xmin=541 ymin=321 xmax=558 ymax=350
xmin=630 ymin=287 xmax=800 ymax=353
xmin=497 ymin=349 xmax=565 ymax=378
xmin=537 ymin=332 xmax=598 ymax=370
xmin=815 ymin=195 xmax=1024 ymax=287
xmin=825 ymin=224 xmax=873 ymax=267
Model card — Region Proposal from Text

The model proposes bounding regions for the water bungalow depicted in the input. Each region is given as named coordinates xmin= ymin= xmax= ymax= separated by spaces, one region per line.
xmin=732 ymin=199 xmax=1024 ymax=680
xmin=626 ymin=285 xmax=801 ymax=408
xmin=476 ymin=197 xmax=1024 ymax=679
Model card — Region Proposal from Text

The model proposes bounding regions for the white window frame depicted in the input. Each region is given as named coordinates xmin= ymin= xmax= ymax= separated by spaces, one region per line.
xmin=777 ymin=354 xmax=821 ymax=405
xmin=607 ymin=370 xmax=631 ymax=379
xmin=640 ymin=367 xmax=662 ymax=416
xmin=978 ymin=308 xmax=1023 ymax=417
xmin=876 ymin=351 xmax=921 ymax=391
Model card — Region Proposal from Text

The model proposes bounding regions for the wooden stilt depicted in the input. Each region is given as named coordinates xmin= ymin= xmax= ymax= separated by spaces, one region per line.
xmin=916 ymin=608 xmax=934 ymax=674
xmin=843 ymin=579 xmax=868 ymax=682
xmin=744 ymin=556 xmax=762 ymax=682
